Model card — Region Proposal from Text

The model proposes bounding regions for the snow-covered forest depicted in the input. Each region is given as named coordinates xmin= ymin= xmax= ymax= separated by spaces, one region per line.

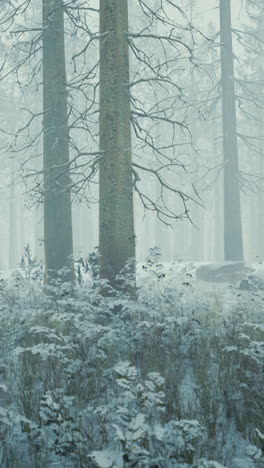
xmin=0 ymin=0 xmax=264 ymax=466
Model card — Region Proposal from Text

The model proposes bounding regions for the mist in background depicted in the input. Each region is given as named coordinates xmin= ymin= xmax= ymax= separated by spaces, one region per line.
xmin=0 ymin=0 xmax=263 ymax=269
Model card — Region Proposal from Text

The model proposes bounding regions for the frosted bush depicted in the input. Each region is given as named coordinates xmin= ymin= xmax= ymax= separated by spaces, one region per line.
xmin=0 ymin=252 xmax=263 ymax=466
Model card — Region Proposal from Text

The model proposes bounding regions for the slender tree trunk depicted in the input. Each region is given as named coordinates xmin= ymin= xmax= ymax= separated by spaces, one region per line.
xmin=190 ymin=122 xmax=202 ymax=262
xmin=42 ymin=0 xmax=74 ymax=283
xmin=215 ymin=170 xmax=224 ymax=262
xmin=18 ymin=193 xmax=25 ymax=261
xmin=99 ymin=0 xmax=135 ymax=292
xmin=220 ymin=0 xmax=243 ymax=261
xmin=256 ymin=53 xmax=264 ymax=260
xmin=257 ymin=153 xmax=264 ymax=260
xmin=8 ymin=159 xmax=17 ymax=269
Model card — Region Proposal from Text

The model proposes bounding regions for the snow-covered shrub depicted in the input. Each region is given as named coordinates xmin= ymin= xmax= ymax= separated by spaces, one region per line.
xmin=0 ymin=251 xmax=264 ymax=466
xmin=91 ymin=361 xmax=206 ymax=467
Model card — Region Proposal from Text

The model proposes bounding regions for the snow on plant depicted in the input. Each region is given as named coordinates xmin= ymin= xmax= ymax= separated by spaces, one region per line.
xmin=19 ymin=244 xmax=43 ymax=281
xmin=0 ymin=251 xmax=264 ymax=466
xmin=91 ymin=361 xmax=207 ymax=467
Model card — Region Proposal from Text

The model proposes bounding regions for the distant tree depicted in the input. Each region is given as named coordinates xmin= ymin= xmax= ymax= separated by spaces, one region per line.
xmin=8 ymin=158 xmax=18 ymax=269
xmin=238 ymin=1 xmax=264 ymax=258
xmin=190 ymin=0 xmax=264 ymax=262
xmin=220 ymin=0 xmax=244 ymax=261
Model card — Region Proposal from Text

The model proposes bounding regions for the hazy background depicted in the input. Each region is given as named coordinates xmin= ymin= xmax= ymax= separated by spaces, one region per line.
xmin=1 ymin=0 xmax=263 ymax=269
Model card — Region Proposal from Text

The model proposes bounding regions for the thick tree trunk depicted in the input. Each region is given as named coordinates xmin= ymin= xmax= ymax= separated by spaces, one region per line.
xmin=99 ymin=0 xmax=135 ymax=292
xmin=220 ymin=0 xmax=243 ymax=261
xmin=42 ymin=0 xmax=74 ymax=283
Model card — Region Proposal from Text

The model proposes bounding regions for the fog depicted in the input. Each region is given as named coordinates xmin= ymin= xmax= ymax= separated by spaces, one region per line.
xmin=0 ymin=0 xmax=263 ymax=268
xmin=1 ymin=1 xmax=264 ymax=467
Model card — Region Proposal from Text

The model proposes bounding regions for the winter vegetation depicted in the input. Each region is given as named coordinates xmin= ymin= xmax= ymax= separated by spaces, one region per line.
xmin=1 ymin=253 xmax=264 ymax=466
xmin=0 ymin=0 xmax=264 ymax=466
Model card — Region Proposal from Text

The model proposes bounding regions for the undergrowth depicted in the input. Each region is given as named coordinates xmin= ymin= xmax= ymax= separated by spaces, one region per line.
xmin=0 ymin=249 xmax=264 ymax=467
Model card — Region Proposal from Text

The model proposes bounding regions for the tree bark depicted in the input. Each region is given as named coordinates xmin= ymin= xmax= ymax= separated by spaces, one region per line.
xmin=220 ymin=0 xmax=244 ymax=261
xmin=42 ymin=0 xmax=74 ymax=283
xmin=99 ymin=0 xmax=135 ymax=292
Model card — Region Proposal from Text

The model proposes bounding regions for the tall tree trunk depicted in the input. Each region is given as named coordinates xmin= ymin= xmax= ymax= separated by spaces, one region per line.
xmin=220 ymin=0 xmax=243 ymax=261
xmin=256 ymin=48 xmax=264 ymax=260
xmin=8 ymin=159 xmax=17 ymax=269
xmin=42 ymin=0 xmax=74 ymax=283
xmin=18 ymin=193 xmax=25 ymax=261
xmin=99 ymin=0 xmax=135 ymax=292
xmin=257 ymin=153 xmax=264 ymax=260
